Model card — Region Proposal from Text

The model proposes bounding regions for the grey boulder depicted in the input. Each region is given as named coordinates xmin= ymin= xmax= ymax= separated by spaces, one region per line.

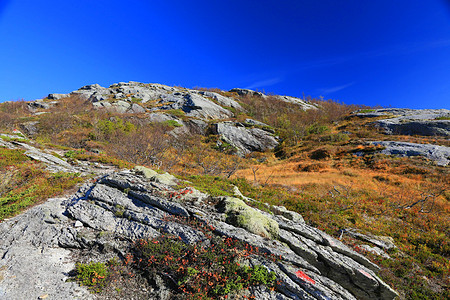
xmin=356 ymin=108 xmax=450 ymax=137
xmin=212 ymin=121 xmax=279 ymax=155
xmin=369 ymin=141 xmax=450 ymax=166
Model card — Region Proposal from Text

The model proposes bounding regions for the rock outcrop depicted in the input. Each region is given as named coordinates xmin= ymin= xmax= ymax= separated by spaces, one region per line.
xmin=44 ymin=82 xmax=236 ymax=120
xmin=212 ymin=121 xmax=280 ymax=156
xmin=0 ymin=168 xmax=398 ymax=300
xmin=0 ymin=138 xmax=117 ymax=175
xmin=229 ymin=88 xmax=318 ymax=110
xmin=26 ymin=82 xmax=320 ymax=156
xmin=369 ymin=141 xmax=450 ymax=166
xmin=355 ymin=108 xmax=450 ymax=137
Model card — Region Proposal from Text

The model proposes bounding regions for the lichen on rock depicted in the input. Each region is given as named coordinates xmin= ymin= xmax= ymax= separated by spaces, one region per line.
xmin=218 ymin=197 xmax=279 ymax=239
xmin=133 ymin=166 xmax=178 ymax=186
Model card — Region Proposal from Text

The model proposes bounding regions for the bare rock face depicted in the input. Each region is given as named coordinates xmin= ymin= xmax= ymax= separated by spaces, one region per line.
xmin=0 ymin=169 xmax=398 ymax=300
xmin=228 ymin=88 xmax=318 ymax=110
xmin=368 ymin=141 xmax=450 ymax=166
xmin=212 ymin=121 xmax=280 ymax=156
xmin=36 ymin=82 xmax=319 ymax=156
xmin=50 ymin=82 xmax=236 ymax=120
xmin=355 ymin=108 xmax=450 ymax=137
xmin=0 ymin=198 xmax=95 ymax=300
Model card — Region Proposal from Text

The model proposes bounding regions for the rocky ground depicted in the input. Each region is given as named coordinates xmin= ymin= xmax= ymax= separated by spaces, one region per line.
xmin=0 ymin=164 xmax=398 ymax=300
xmin=1 ymin=83 xmax=448 ymax=299
xmin=24 ymin=82 xmax=318 ymax=156
xmin=355 ymin=108 xmax=450 ymax=137
xmin=367 ymin=141 xmax=450 ymax=166
xmin=354 ymin=108 xmax=450 ymax=165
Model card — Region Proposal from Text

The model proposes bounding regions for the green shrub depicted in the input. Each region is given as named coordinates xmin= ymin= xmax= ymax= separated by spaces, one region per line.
xmin=96 ymin=118 xmax=135 ymax=137
xmin=166 ymin=109 xmax=186 ymax=118
xmin=180 ymin=175 xmax=234 ymax=197
xmin=130 ymin=235 xmax=277 ymax=299
xmin=75 ymin=262 xmax=109 ymax=292
xmin=358 ymin=109 xmax=375 ymax=113
xmin=163 ymin=120 xmax=183 ymax=128
xmin=64 ymin=149 xmax=85 ymax=158
xmin=307 ymin=124 xmax=330 ymax=135
xmin=435 ymin=114 xmax=450 ymax=120
xmin=130 ymin=97 xmax=142 ymax=103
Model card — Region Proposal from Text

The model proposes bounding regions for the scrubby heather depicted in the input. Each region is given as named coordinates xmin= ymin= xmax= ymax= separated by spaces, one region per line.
xmin=0 ymin=82 xmax=448 ymax=299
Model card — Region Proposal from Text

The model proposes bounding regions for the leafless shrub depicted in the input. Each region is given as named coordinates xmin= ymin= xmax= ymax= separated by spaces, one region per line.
xmin=0 ymin=100 xmax=28 ymax=129
xmin=111 ymin=126 xmax=170 ymax=168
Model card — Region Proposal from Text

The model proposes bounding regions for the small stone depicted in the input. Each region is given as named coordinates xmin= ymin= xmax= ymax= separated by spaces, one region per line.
xmin=74 ymin=221 xmax=83 ymax=228
xmin=38 ymin=294 xmax=49 ymax=299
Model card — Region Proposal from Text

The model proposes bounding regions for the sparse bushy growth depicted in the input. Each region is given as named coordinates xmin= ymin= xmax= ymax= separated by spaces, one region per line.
xmin=163 ymin=119 xmax=183 ymax=128
xmin=129 ymin=235 xmax=277 ymax=299
xmin=75 ymin=262 xmax=109 ymax=292
xmin=435 ymin=114 xmax=450 ymax=120
xmin=0 ymin=148 xmax=83 ymax=221
xmin=236 ymin=94 xmax=362 ymax=144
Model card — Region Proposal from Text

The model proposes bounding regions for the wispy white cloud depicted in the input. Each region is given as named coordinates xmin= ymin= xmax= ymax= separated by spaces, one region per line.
xmin=318 ymin=82 xmax=355 ymax=95
xmin=245 ymin=77 xmax=283 ymax=89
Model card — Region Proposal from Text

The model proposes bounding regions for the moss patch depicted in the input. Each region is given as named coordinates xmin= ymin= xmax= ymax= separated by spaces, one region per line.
xmin=133 ymin=166 xmax=158 ymax=178
xmin=219 ymin=197 xmax=279 ymax=239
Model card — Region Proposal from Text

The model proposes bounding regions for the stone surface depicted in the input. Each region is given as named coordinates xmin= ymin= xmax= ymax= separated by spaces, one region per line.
xmin=197 ymin=90 xmax=243 ymax=110
xmin=275 ymin=95 xmax=318 ymax=110
xmin=47 ymin=93 xmax=69 ymax=100
xmin=229 ymin=88 xmax=266 ymax=98
xmin=368 ymin=141 xmax=450 ymax=166
xmin=133 ymin=165 xmax=158 ymax=178
xmin=21 ymin=143 xmax=76 ymax=173
xmin=27 ymin=100 xmax=55 ymax=110
xmin=355 ymin=108 xmax=450 ymax=137
xmin=272 ymin=205 xmax=305 ymax=224
xmin=0 ymin=198 xmax=94 ymax=300
xmin=181 ymin=93 xmax=233 ymax=120
xmin=359 ymin=245 xmax=391 ymax=259
xmin=212 ymin=121 xmax=279 ymax=155
xmin=228 ymin=88 xmax=318 ymax=110
xmin=345 ymin=228 xmax=397 ymax=251
xmin=0 ymin=168 xmax=398 ymax=300
xmin=218 ymin=197 xmax=280 ymax=239
xmin=39 ymin=82 xmax=241 ymax=120
xmin=19 ymin=121 xmax=39 ymax=136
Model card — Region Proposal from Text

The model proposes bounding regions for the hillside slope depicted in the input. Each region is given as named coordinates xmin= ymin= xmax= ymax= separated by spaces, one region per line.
xmin=0 ymin=82 xmax=448 ymax=299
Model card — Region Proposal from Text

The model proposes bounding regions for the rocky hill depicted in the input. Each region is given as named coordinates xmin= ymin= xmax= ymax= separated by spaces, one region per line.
xmin=0 ymin=82 xmax=448 ymax=299
xmin=0 ymin=163 xmax=398 ymax=300
xmin=26 ymin=82 xmax=316 ymax=156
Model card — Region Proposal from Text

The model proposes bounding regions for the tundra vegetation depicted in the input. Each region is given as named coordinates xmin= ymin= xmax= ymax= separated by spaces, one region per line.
xmin=0 ymin=88 xmax=448 ymax=299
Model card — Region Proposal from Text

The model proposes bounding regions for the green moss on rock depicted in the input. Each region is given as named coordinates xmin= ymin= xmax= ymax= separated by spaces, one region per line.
xmin=133 ymin=166 xmax=158 ymax=178
xmin=133 ymin=166 xmax=178 ymax=186
xmin=219 ymin=197 xmax=279 ymax=239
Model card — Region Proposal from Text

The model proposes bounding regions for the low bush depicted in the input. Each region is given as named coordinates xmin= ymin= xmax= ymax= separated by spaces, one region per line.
xmin=435 ymin=114 xmax=450 ymax=120
xmin=129 ymin=235 xmax=277 ymax=299
xmin=163 ymin=120 xmax=183 ymax=128
xmin=0 ymin=148 xmax=84 ymax=221
xmin=75 ymin=262 xmax=109 ymax=292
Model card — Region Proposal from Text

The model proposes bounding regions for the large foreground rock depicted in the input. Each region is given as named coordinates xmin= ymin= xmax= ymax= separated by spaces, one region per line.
xmin=0 ymin=198 xmax=94 ymax=300
xmin=0 ymin=169 xmax=398 ymax=299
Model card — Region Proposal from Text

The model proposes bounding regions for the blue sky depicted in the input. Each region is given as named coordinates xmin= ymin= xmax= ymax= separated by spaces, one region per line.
xmin=0 ymin=0 xmax=449 ymax=109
